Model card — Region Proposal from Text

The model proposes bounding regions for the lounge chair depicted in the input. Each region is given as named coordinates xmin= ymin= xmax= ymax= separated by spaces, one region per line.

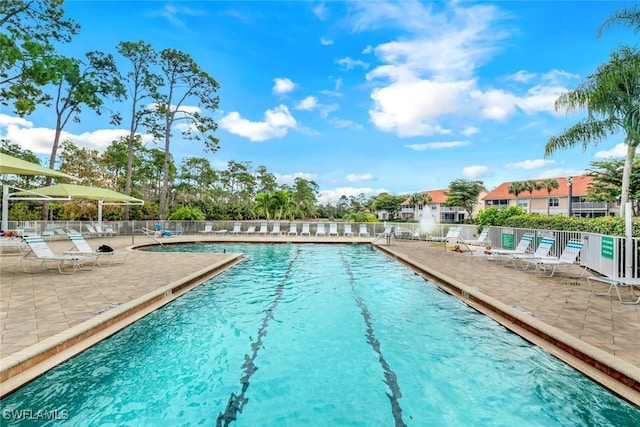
xmin=316 ymin=223 xmax=326 ymax=236
xmin=41 ymin=225 xmax=56 ymax=241
xmin=588 ymin=276 xmax=640 ymax=304
xmin=0 ymin=237 xmax=27 ymax=254
xmin=427 ymin=227 xmax=461 ymax=243
xmin=485 ymin=233 xmax=534 ymax=263
xmin=300 ymin=224 xmax=311 ymax=236
xmin=521 ymin=240 xmax=586 ymax=277
xmin=21 ymin=236 xmax=97 ymax=274
xmin=85 ymin=225 xmax=100 ymax=237
xmin=199 ymin=222 xmax=213 ymax=234
xmin=65 ymin=233 xmax=129 ymax=266
xmin=101 ymin=225 xmax=117 ymax=236
xmin=245 ymin=226 xmax=256 ymax=235
xmin=504 ymin=237 xmax=555 ymax=270
xmin=358 ymin=224 xmax=370 ymax=237
xmin=257 ymin=223 xmax=268 ymax=235
xmin=375 ymin=225 xmax=392 ymax=237
xmin=463 ymin=228 xmax=490 ymax=246
xmin=230 ymin=223 xmax=242 ymax=235
xmin=214 ymin=226 xmax=228 ymax=235
xmin=288 ymin=223 xmax=298 ymax=236
xmin=329 ymin=223 xmax=339 ymax=236
xmin=270 ymin=223 xmax=281 ymax=235
xmin=343 ymin=224 xmax=353 ymax=237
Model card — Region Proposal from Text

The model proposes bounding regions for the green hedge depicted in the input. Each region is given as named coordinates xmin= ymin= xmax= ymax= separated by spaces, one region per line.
xmin=503 ymin=214 xmax=640 ymax=237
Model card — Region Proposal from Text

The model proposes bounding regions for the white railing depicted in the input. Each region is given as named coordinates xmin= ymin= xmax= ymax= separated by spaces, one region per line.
xmin=5 ymin=220 xmax=638 ymax=279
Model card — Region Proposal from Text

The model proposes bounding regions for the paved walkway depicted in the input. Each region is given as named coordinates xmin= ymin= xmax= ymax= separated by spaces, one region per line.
xmin=0 ymin=234 xmax=638 ymax=404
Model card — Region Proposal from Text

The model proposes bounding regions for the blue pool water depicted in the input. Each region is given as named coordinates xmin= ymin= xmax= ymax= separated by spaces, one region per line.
xmin=2 ymin=243 xmax=639 ymax=426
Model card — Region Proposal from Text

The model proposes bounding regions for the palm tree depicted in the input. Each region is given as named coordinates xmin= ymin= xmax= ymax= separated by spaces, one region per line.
xmin=539 ymin=178 xmax=560 ymax=215
xmin=547 ymin=8 xmax=640 ymax=217
xmin=408 ymin=191 xmax=433 ymax=219
xmin=522 ymin=180 xmax=541 ymax=213
xmin=253 ymin=191 xmax=273 ymax=220
xmin=507 ymin=181 xmax=526 ymax=208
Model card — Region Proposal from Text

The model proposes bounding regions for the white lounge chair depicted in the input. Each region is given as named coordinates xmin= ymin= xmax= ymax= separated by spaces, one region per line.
xmin=521 ymin=240 xmax=586 ymax=277
xmin=65 ymin=233 xmax=128 ymax=266
xmin=257 ymin=223 xmax=268 ymax=235
xmin=41 ymin=225 xmax=56 ymax=241
xmin=463 ymin=228 xmax=490 ymax=246
xmin=329 ymin=223 xmax=339 ymax=236
xmin=300 ymin=224 xmax=311 ymax=236
xmin=0 ymin=237 xmax=27 ymax=254
xmin=21 ymin=236 xmax=97 ymax=274
xmin=343 ymin=224 xmax=353 ymax=237
xmin=316 ymin=223 xmax=326 ymax=236
xmin=358 ymin=224 xmax=370 ymax=237
xmin=230 ymin=223 xmax=242 ymax=235
xmin=485 ymin=233 xmax=534 ymax=263
xmin=270 ymin=223 xmax=281 ymax=235
xmin=245 ymin=226 xmax=256 ymax=235
xmin=288 ymin=223 xmax=298 ymax=236
xmin=199 ymin=222 xmax=213 ymax=234
xmin=375 ymin=225 xmax=392 ymax=237
xmin=102 ymin=225 xmax=117 ymax=236
xmin=588 ymin=276 xmax=640 ymax=304
xmin=428 ymin=227 xmax=461 ymax=243
xmin=504 ymin=237 xmax=555 ymax=270
xmin=85 ymin=225 xmax=100 ymax=237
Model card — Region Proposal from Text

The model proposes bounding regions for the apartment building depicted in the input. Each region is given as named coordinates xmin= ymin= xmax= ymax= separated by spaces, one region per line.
xmin=482 ymin=175 xmax=618 ymax=217
xmin=400 ymin=189 xmax=487 ymax=224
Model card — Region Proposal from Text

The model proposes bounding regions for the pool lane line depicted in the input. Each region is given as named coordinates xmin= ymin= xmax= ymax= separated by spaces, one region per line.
xmin=341 ymin=253 xmax=408 ymax=427
xmin=216 ymin=248 xmax=301 ymax=427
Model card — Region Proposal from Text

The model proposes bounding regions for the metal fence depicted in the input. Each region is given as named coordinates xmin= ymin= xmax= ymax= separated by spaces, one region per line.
xmin=6 ymin=220 xmax=638 ymax=279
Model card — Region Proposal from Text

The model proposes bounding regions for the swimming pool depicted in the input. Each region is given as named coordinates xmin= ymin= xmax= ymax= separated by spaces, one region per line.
xmin=2 ymin=243 xmax=639 ymax=426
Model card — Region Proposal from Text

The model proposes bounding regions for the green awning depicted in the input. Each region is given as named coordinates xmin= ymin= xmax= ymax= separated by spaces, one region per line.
xmin=11 ymin=183 xmax=143 ymax=204
xmin=0 ymin=152 xmax=78 ymax=180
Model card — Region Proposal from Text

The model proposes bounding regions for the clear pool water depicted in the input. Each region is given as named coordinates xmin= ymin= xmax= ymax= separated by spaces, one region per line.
xmin=2 ymin=243 xmax=639 ymax=426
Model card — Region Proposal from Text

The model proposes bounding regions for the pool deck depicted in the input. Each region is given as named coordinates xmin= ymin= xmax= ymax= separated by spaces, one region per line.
xmin=1 ymin=234 xmax=639 ymax=406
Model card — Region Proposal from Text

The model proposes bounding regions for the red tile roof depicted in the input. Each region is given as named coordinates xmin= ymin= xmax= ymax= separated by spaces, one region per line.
xmin=401 ymin=189 xmax=449 ymax=205
xmin=482 ymin=176 xmax=592 ymax=200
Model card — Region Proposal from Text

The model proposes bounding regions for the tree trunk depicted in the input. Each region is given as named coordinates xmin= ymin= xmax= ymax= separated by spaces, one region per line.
xmin=619 ymin=138 xmax=637 ymax=217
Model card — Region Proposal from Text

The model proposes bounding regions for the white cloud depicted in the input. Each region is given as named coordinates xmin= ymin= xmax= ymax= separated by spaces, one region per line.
xmin=405 ymin=141 xmax=469 ymax=151
xmin=295 ymin=96 xmax=318 ymax=111
xmin=537 ymin=168 xmax=584 ymax=179
xmin=272 ymin=78 xmax=296 ymax=94
xmin=347 ymin=173 xmax=373 ymax=183
xmin=541 ymin=69 xmax=580 ymax=85
xmin=463 ymin=165 xmax=489 ymax=178
xmin=0 ymin=122 xmax=146 ymax=155
xmin=505 ymin=159 xmax=555 ymax=169
xmin=506 ymin=70 xmax=537 ymax=83
xmin=219 ymin=105 xmax=297 ymax=142
xmin=461 ymin=126 xmax=479 ymax=137
xmin=274 ymin=172 xmax=318 ymax=185
xmin=594 ymin=143 xmax=639 ymax=158
xmin=320 ymin=37 xmax=334 ymax=46
xmin=329 ymin=118 xmax=363 ymax=130
xmin=470 ymin=89 xmax=518 ymax=120
xmin=335 ymin=57 xmax=369 ymax=70
xmin=312 ymin=2 xmax=329 ymax=20
xmin=318 ymin=186 xmax=389 ymax=204
xmin=367 ymin=72 xmax=472 ymax=137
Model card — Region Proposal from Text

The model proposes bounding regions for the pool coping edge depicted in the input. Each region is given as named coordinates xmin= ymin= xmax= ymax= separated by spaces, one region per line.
xmin=374 ymin=243 xmax=640 ymax=409
xmin=0 ymin=252 xmax=246 ymax=398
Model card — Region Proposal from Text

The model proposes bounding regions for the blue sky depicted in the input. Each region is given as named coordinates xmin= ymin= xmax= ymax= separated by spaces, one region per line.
xmin=1 ymin=1 xmax=637 ymax=203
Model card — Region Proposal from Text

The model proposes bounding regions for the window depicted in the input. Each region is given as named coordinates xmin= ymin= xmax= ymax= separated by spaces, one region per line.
xmin=517 ymin=200 xmax=528 ymax=208
xmin=548 ymin=197 xmax=559 ymax=207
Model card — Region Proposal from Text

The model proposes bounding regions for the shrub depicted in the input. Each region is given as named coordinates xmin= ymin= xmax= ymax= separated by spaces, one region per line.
xmin=168 ymin=206 xmax=206 ymax=221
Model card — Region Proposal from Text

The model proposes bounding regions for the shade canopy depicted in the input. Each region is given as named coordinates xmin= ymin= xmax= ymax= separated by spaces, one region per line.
xmin=0 ymin=152 xmax=77 ymax=180
xmin=12 ymin=183 xmax=143 ymax=204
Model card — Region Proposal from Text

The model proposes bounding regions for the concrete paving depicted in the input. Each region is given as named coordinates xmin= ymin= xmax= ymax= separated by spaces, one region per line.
xmin=0 ymin=233 xmax=638 ymax=404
